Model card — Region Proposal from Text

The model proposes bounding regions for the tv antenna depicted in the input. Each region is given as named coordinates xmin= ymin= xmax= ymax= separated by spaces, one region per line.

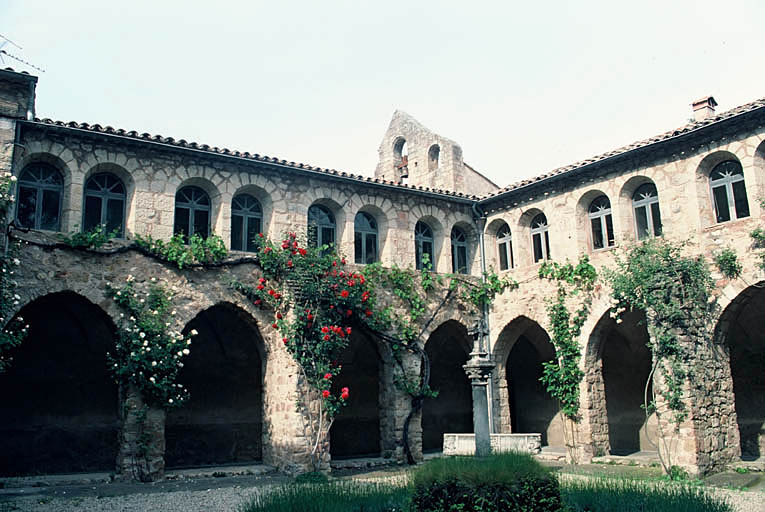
xmin=0 ymin=33 xmax=45 ymax=73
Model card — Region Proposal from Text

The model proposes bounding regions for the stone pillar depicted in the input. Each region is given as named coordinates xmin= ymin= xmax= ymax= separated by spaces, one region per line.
xmin=464 ymin=319 xmax=495 ymax=457
xmin=116 ymin=385 xmax=166 ymax=482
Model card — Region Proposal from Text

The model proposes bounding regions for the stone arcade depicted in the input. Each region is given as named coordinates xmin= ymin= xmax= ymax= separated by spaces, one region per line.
xmin=0 ymin=67 xmax=763 ymax=478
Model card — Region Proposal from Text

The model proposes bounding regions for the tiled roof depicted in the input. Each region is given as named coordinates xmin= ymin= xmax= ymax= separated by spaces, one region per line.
xmin=25 ymin=117 xmax=479 ymax=201
xmin=481 ymin=96 xmax=765 ymax=202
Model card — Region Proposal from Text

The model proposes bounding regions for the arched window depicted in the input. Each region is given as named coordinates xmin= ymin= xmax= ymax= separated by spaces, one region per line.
xmin=415 ymin=221 xmax=434 ymax=270
xmin=496 ymin=223 xmax=513 ymax=271
xmin=530 ymin=213 xmax=550 ymax=263
xmin=428 ymin=144 xmax=440 ymax=171
xmin=393 ymin=137 xmax=409 ymax=182
xmin=83 ymin=173 xmax=126 ymax=237
xmin=16 ymin=163 xmax=63 ymax=231
xmin=231 ymin=194 xmax=262 ymax=252
xmin=308 ymin=204 xmax=335 ymax=249
xmin=451 ymin=227 xmax=468 ymax=274
xmin=354 ymin=212 xmax=378 ymax=264
xmin=632 ymin=183 xmax=662 ymax=239
xmin=588 ymin=195 xmax=615 ymax=250
xmin=174 ymin=186 xmax=211 ymax=239
xmin=710 ymin=160 xmax=750 ymax=223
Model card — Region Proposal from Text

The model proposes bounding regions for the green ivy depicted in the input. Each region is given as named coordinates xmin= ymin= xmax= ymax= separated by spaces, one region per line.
xmin=134 ymin=232 xmax=228 ymax=269
xmin=59 ymin=224 xmax=119 ymax=249
xmin=606 ymin=238 xmax=714 ymax=424
xmin=106 ymin=276 xmax=197 ymax=409
xmin=538 ymin=256 xmax=597 ymax=419
xmin=713 ymin=247 xmax=742 ymax=280
xmin=0 ymin=172 xmax=29 ymax=372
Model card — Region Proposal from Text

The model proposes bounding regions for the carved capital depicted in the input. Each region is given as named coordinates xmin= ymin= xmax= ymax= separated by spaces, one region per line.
xmin=463 ymin=357 xmax=495 ymax=384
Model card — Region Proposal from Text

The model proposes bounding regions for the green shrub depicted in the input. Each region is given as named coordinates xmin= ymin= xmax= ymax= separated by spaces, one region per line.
xmin=713 ymin=248 xmax=742 ymax=280
xmin=561 ymin=478 xmax=733 ymax=512
xmin=240 ymin=480 xmax=408 ymax=512
xmin=411 ymin=453 xmax=563 ymax=512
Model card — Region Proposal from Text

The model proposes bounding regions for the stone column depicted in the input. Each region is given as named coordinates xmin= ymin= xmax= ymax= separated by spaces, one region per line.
xmin=464 ymin=319 xmax=495 ymax=457
xmin=116 ymin=384 xmax=166 ymax=482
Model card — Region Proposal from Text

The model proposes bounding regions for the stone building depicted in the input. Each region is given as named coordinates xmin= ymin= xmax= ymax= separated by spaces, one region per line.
xmin=0 ymin=66 xmax=762 ymax=478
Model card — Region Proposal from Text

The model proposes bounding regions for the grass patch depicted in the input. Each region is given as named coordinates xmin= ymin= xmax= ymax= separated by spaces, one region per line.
xmin=412 ymin=451 xmax=552 ymax=488
xmin=562 ymin=478 xmax=733 ymax=512
xmin=240 ymin=479 xmax=408 ymax=512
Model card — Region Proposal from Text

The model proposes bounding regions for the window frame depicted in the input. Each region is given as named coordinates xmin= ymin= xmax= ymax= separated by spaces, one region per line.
xmin=354 ymin=211 xmax=378 ymax=264
xmin=496 ymin=223 xmax=514 ymax=271
xmin=82 ymin=172 xmax=126 ymax=238
xmin=15 ymin=162 xmax=64 ymax=231
xmin=588 ymin=195 xmax=615 ymax=251
xmin=174 ymin=185 xmax=212 ymax=240
xmin=710 ymin=160 xmax=750 ymax=223
xmin=530 ymin=213 xmax=550 ymax=263
xmin=632 ymin=183 xmax=662 ymax=240
xmin=415 ymin=221 xmax=434 ymax=270
xmin=450 ymin=226 xmax=468 ymax=274
xmin=231 ymin=193 xmax=263 ymax=252
xmin=308 ymin=204 xmax=336 ymax=249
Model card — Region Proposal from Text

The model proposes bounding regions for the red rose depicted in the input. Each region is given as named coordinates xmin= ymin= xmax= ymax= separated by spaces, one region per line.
xmin=345 ymin=327 xmax=352 ymax=335
xmin=324 ymin=373 xmax=332 ymax=380
xmin=307 ymin=313 xmax=313 ymax=320
xmin=276 ymin=312 xmax=283 ymax=319
xmin=287 ymin=260 xmax=293 ymax=267
xmin=254 ymin=299 xmax=262 ymax=305
xmin=365 ymin=309 xmax=372 ymax=317
xmin=259 ymin=277 xmax=266 ymax=284
xmin=341 ymin=258 xmax=346 ymax=265
xmin=323 ymin=334 xmax=330 ymax=341
xmin=268 ymin=289 xmax=275 ymax=296
xmin=332 ymin=261 xmax=337 ymax=266
xmin=293 ymin=241 xmax=298 ymax=249
xmin=322 ymin=390 xmax=330 ymax=398
xmin=281 ymin=241 xmax=289 ymax=249
xmin=341 ymin=387 xmax=349 ymax=400
xmin=272 ymin=323 xmax=278 ymax=329
xmin=340 ymin=290 xmax=349 ymax=298
xmin=257 ymin=284 xmax=264 ymax=290
xmin=299 ymin=248 xmax=307 ymax=256
xmin=263 ymin=247 xmax=272 ymax=253
xmin=321 ymin=326 xmax=329 ymax=333
xmin=258 ymin=232 xmax=264 ymax=238
xmin=282 ymin=337 xmax=288 ymax=345
xmin=341 ymin=391 xmax=349 ymax=400
xmin=346 ymin=309 xmax=352 ymax=317
xmin=274 ymin=293 xmax=281 ymax=299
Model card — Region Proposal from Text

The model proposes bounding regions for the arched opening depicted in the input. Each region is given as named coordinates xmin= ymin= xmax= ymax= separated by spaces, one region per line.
xmin=428 ymin=144 xmax=440 ymax=170
xmin=0 ymin=292 xmax=119 ymax=476
xmin=719 ymin=285 xmax=765 ymax=460
xmin=506 ymin=327 xmax=560 ymax=447
xmin=330 ymin=328 xmax=382 ymax=459
xmin=590 ymin=309 xmax=655 ymax=456
xmin=165 ymin=303 xmax=264 ymax=468
xmin=422 ymin=321 xmax=472 ymax=453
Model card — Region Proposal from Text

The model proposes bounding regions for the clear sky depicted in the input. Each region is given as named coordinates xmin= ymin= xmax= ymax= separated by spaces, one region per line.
xmin=2 ymin=1 xmax=764 ymax=188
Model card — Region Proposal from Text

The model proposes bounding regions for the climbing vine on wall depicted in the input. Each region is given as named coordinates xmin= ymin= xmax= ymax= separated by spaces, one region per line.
xmin=0 ymin=172 xmax=28 ymax=372
xmin=538 ymin=256 xmax=597 ymax=419
xmin=106 ymin=276 xmax=197 ymax=409
xmin=232 ymin=232 xmax=515 ymax=469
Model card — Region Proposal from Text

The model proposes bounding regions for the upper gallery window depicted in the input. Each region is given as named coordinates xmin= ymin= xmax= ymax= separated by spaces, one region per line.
xmin=16 ymin=163 xmax=63 ymax=231
xmin=496 ymin=222 xmax=514 ymax=271
xmin=354 ymin=212 xmax=378 ymax=264
xmin=174 ymin=186 xmax=211 ymax=239
xmin=588 ymin=195 xmax=615 ymax=250
xmin=415 ymin=220 xmax=434 ymax=270
xmin=451 ymin=226 xmax=468 ymax=274
xmin=632 ymin=183 xmax=662 ymax=239
xmin=710 ymin=160 xmax=749 ymax=223
xmin=83 ymin=173 xmax=126 ymax=237
xmin=531 ymin=213 xmax=550 ymax=263
xmin=308 ymin=204 xmax=335 ymax=249
xmin=231 ymin=194 xmax=262 ymax=252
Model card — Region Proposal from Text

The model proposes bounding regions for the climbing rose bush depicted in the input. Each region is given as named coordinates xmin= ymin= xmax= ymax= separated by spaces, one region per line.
xmin=106 ymin=276 xmax=197 ymax=408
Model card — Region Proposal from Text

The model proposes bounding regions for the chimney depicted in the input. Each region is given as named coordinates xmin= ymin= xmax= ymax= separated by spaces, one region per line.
xmin=692 ymin=96 xmax=717 ymax=122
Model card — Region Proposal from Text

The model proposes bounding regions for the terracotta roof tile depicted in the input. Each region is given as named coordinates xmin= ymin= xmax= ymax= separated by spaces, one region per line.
xmin=481 ymin=96 xmax=765 ymax=201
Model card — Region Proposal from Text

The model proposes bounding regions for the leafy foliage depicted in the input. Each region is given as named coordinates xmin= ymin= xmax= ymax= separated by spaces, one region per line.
xmin=751 ymin=226 xmax=765 ymax=271
xmin=106 ymin=276 xmax=197 ymax=408
xmin=606 ymin=238 xmax=714 ymax=425
xmin=59 ymin=224 xmax=119 ymax=249
xmin=134 ymin=232 xmax=227 ymax=268
xmin=713 ymin=247 xmax=742 ymax=280
xmin=538 ymin=256 xmax=597 ymax=418
xmin=0 ymin=172 xmax=28 ymax=372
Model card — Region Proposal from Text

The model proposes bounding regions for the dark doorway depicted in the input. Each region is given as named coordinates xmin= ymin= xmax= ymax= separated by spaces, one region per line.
xmin=725 ymin=287 xmax=765 ymax=459
xmin=422 ymin=321 xmax=472 ymax=452
xmin=0 ymin=292 xmax=119 ymax=476
xmin=165 ymin=303 xmax=263 ymax=468
xmin=599 ymin=310 xmax=653 ymax=455
xmin=330 ymin=329 xmax=381 ymax=459
xmin=507 ymin=333 xmax=559 ymax=446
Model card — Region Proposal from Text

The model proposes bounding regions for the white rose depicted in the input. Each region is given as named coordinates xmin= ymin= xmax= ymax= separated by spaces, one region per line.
xmin=182 ymin=348 xmax=190 ymax=355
